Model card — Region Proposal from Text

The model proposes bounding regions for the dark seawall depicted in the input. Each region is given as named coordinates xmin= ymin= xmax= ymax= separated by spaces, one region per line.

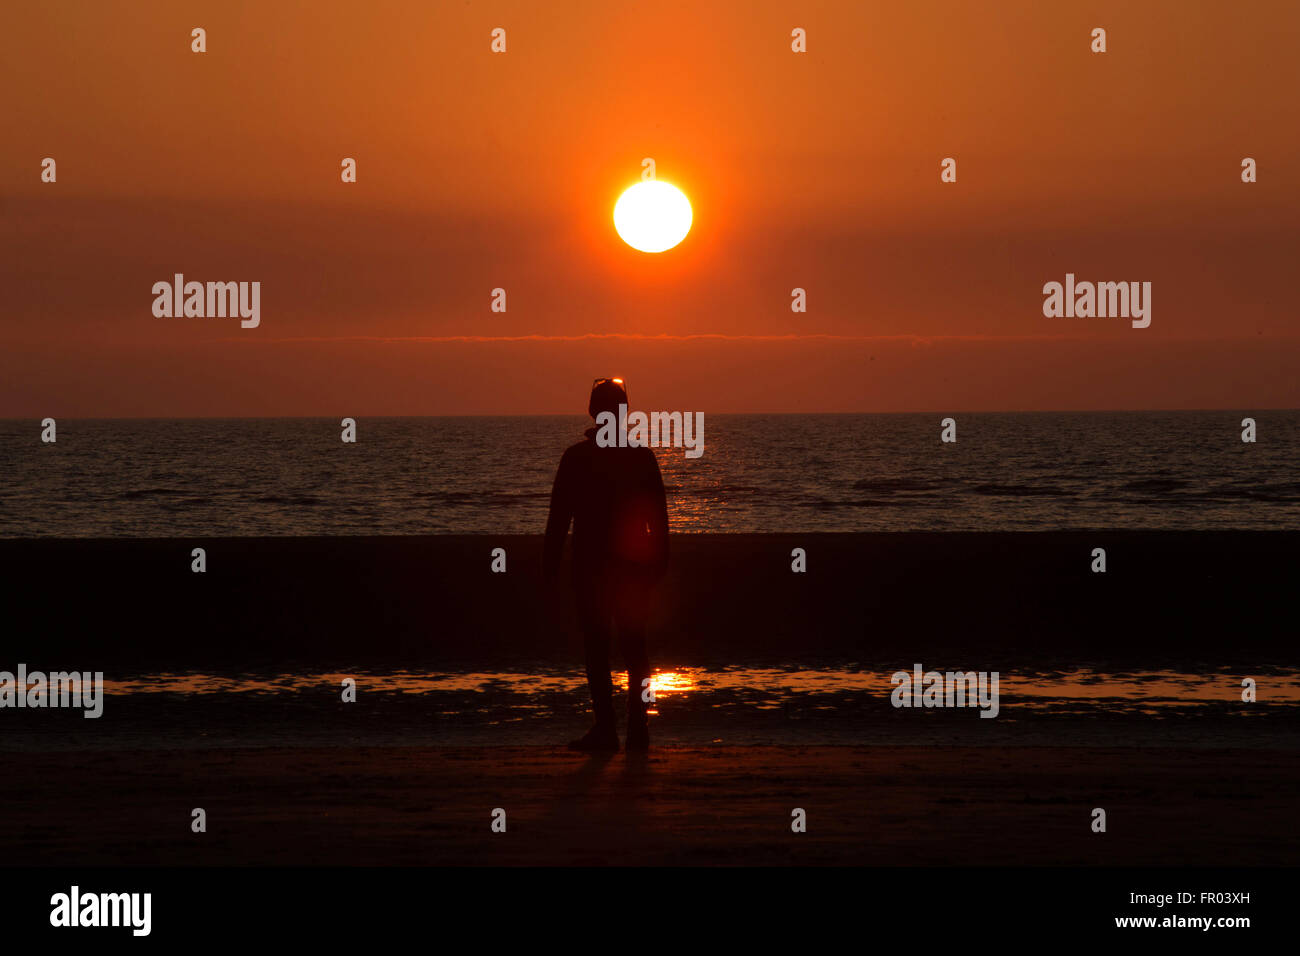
xmin=1 ymin=532 xmax=1293 ymax=672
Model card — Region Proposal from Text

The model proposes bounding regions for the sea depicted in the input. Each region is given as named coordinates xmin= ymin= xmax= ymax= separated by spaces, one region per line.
xmin=4 ymin=411 xmax=1300 ymax=537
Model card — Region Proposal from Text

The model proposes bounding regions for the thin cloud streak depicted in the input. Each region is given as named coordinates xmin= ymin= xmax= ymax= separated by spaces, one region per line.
xmin=213 ymin=332 xmax=1099 ymax=345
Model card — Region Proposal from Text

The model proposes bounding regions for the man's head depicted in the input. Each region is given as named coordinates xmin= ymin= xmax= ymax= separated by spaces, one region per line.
xmin=589 ymin=378 xmax=628 ymax=420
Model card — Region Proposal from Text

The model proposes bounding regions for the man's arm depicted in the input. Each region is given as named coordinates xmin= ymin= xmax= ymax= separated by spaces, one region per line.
xmin=543 ymin=451 xmax=574 ymax=582
xmin=646 ymin=450 xmax=669 ymax=578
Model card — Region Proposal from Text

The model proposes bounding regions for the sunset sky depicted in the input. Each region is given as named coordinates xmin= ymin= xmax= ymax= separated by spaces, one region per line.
xmin=3 ymin=0 xmax=1298 ymax=416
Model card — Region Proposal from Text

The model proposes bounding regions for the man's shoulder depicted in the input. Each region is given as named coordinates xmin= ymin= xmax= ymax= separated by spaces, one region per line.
xmin=632 ymin=444 xmax=661 ymax=465
xmin=560 ymin=437 xmax=595 ymax=463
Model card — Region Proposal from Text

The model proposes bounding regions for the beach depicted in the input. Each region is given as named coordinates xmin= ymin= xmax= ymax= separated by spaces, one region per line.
xmin=2 ymin=744 xmax=1296 ymax=866
xmin=2 ymin=531 xmax=1297 ymax=866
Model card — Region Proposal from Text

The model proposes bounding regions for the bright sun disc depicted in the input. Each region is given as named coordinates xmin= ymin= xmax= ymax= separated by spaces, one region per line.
xmin=613 ymin=181 xmax=692 ymax=253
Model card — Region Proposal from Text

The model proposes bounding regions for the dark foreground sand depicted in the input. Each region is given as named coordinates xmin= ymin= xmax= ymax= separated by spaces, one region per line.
xmin=4 ymin=745 xmax=1296 ymax=866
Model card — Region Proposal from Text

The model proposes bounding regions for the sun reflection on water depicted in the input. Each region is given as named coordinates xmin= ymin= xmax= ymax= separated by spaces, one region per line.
xmin=96 ymin=666 xmax=1300 ymax=714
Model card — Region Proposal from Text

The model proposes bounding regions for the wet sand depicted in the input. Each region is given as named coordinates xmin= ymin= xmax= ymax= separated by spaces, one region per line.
xmin=4 ymin=744 xmax=1296 ymax=866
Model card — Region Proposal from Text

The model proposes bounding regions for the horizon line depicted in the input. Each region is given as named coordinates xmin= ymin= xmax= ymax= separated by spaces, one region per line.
xmin=4 ymin=408 xmax=1295 ymax=421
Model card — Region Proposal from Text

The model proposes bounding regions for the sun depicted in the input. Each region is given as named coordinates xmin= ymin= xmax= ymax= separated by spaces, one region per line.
xmin=613 ymin=180 xmax=692 ymax=253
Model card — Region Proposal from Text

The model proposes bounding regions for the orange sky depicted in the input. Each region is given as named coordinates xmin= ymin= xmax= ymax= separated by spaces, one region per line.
xmin=3 ymin=0 xmax=1298 ymax=415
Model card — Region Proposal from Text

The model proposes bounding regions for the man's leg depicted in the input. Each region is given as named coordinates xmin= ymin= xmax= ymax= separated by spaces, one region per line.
xmin=569 ymin=578 xmax=619 ymax=751
xmin=616 ymin=576 xmax=652 ymax=751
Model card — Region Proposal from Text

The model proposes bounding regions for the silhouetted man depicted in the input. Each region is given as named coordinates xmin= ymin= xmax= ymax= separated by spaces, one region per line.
xmin=544 ymin=378 xmax=669 ymax=752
